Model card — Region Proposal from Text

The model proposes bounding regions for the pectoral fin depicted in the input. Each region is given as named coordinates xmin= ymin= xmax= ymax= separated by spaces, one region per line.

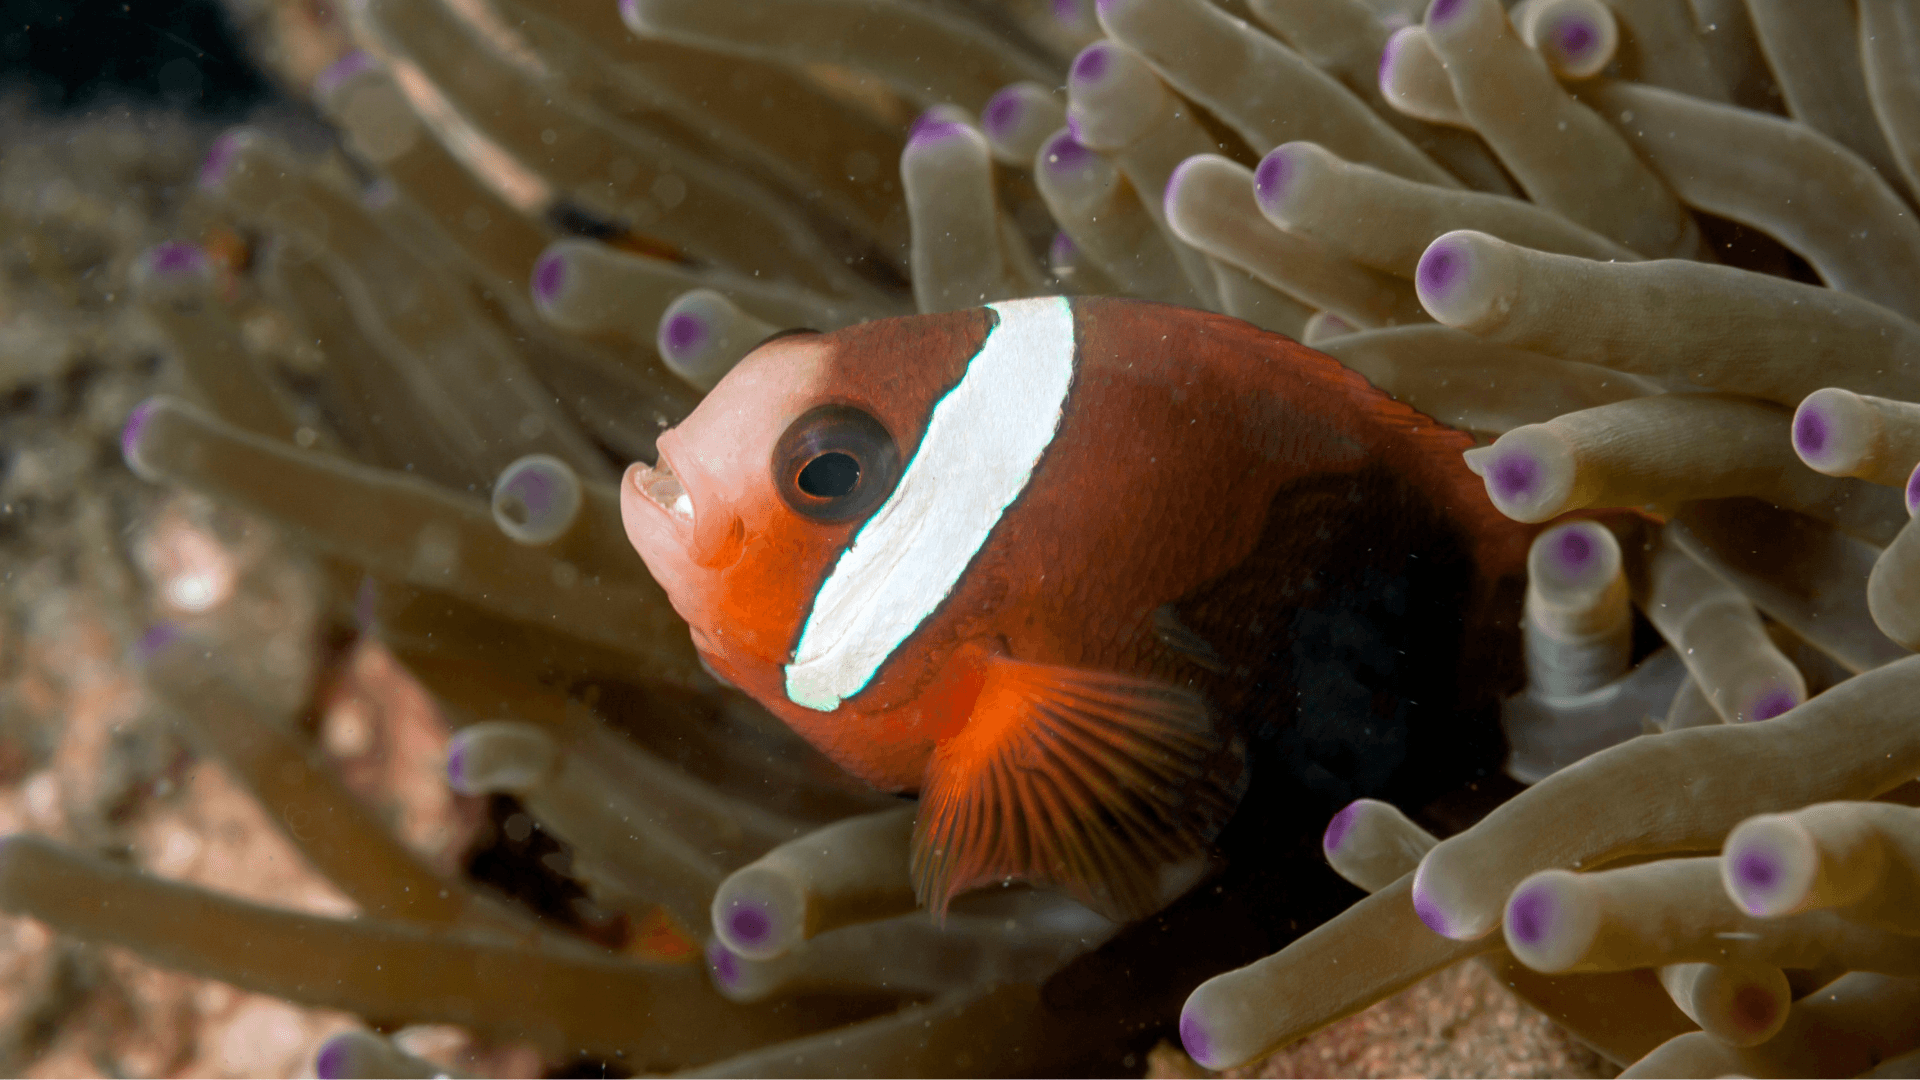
xmin=911 ymin=654 xmax=1243 ymax=922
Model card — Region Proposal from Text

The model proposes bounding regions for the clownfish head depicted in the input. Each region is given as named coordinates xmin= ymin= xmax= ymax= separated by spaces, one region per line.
xmin=620 ymin=307 xmax=1008 ymax=788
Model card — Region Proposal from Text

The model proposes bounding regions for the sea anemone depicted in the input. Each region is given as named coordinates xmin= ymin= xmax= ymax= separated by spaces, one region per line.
xmin=7 ymin=0 xmax=1920 ymax=1075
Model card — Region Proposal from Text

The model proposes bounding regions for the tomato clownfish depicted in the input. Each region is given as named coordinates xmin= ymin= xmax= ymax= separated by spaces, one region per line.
xmin=621 ymin=295 xmax=1534 ymax=924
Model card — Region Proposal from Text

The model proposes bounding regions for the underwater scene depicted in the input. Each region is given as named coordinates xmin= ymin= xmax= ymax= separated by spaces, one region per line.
xmin=3 ymin=0 xmax=1920 ymax=1075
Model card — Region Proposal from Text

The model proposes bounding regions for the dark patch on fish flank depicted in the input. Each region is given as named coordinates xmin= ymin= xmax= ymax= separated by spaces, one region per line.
xmin=1041 ymin=460 xmax=1516 ymax=1043
xmin=1172 ymin=458 xmax=1507 ymax=915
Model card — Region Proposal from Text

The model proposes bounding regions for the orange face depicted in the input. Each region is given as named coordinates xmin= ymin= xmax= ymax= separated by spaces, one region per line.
xmin=620 ymin=311 xmax=995 ymax=790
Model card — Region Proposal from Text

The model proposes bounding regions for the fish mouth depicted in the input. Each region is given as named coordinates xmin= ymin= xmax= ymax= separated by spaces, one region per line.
xmin=631 ymin=449 xmax=696 ymax=526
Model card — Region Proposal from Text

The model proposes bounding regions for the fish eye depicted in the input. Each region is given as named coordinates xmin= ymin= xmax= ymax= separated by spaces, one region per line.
xmin=772 ymin=405 xmax=901 ymax=523
xmin=797 ymin=452 xmax=861 ymax=498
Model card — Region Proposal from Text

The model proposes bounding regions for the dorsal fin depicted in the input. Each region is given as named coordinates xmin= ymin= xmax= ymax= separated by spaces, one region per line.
xmin=911 ymin=654 xmax=1243 ymax=922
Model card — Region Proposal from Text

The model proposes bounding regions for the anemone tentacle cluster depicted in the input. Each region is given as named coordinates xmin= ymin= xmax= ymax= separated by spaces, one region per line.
xmin=8 ymin=0 xmax=1920 ymax=1074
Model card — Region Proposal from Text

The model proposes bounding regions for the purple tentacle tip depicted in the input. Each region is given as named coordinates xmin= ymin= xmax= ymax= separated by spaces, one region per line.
xmin=1162 ymin=161 xmax=1190 ymax=212
xmin=908 ymin=119 xmax=968 ymax=148
xmin=906 ymin=109 xmax=954 ymax=141
xmin=1379 ymin=30 xmax=1402 ymax=82
xmin=1322 ymin=801 xmax=1361 ymax=855
xmin=531 ymin=251 xmax=567 ymax=305
xmin=1554 ymin=528 xmax=1594 ymax=572
xmin=445 ymin=737 xmax=469 ymax=790
xmin=1506 ymin=883 xmax=1553 ymax=946
xmin=1793 ymin=405 xmax=1829 ymax=457
xmin=149 ymin=240 xmax=206 ymax=277
xmin=1043 ymin=132 xmax=1094 ymax=173
xmin=314 ymin=1036 xmax=353 ymax=1080
xmin=1050 ymin=231 xmax=1077 ymax=267
xmin=1489 ymin=452 xmax=1541 ymax=502
xmin=1044 ymin=132 xmax=1090 ymax=171
xmin=982 ymin=89 xmax=1023 ymax=139
xmin=727 ymin=902 xmax=772 ymax=946
xmin=1095 ymin=0 xmax=1118 ymax=14
xmin=1731 ymin=847 xmax=1778 ymax=910
xmin=707 ymin=938 xmax=741 ymax=988
xmin=1412 ymin=883 xmax=1450 ymax=936
xmin=1554 ymin=17 xmax=1598 ymax=57
xmin=1748 ymin=687 xmax=1797 ymax=722
xmin=1053 ymin=0 xmax=1079 ymax=21
xmin=1907 ymin=464 xmax=1920 ymax=514
xmin=1071 ymin=43 xmax=1111 ymax=85
xmin=505 ymin=469 xmax=556 ymax=516
xmin=314 ymin=50 xmax=375 ymax=97
xmin=662 ymin=311 xmax=709 ymax=359
xmin=121 ymin=398 xmax=159 ymax=464
xmin=1417 ymin=240 xmax=1466 ymax=300
xmin=137 ymin=623 xmax=180 ymax=661
xmin=618 ymin=0 xmax=640 ymax=21
xmin=199 ymin=131 xmax=242 ymax=190
xmin=1178 ymin=1008 xmax=1212 ymax=1067
xmin=1253 ymin=149 xmax=1293 ymax=208
xmin=1428 ymin=0 xmax=1467 ymax=24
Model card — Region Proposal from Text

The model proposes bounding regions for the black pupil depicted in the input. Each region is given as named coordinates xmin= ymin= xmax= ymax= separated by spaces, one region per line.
xmin=797 ymin=452 xmax=861 ymax=498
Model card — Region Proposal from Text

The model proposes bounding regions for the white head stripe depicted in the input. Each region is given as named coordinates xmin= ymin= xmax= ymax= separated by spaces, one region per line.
xmin=784 ymin=296 xmax=1077 ymax=712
